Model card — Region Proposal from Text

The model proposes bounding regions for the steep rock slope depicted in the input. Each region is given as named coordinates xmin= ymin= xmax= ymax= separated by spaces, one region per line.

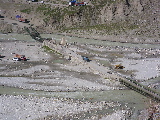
xmin=0 ymin=0 xmax=159 ymax=43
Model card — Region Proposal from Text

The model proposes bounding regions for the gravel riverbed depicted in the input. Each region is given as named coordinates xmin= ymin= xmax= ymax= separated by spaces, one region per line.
xmin=0 ymin=34 xmax=160 ymax=119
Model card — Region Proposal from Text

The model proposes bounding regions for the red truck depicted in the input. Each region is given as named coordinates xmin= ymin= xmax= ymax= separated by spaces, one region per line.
xmin=18 ymin=18 xmax=27 ymax=23
xmin=75 ymin=2 xmax=87 ymax=6
xmin=14 ymin=54 xmax=27 ymax=61
xmin=69 ymin=1 xmax=87 ymax=6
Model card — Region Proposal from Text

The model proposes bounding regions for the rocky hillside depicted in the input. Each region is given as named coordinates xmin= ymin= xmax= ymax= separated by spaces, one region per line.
xmin=0 ymin=0 xmax=159 ymax=43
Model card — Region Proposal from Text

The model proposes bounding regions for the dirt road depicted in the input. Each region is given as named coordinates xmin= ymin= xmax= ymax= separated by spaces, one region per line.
xmin=1 ymin=17 xmax=30 ymax=28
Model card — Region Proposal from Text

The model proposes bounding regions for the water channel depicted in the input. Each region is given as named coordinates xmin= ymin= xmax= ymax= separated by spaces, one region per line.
xmin=1 ymin=33 xmax=160 ymax=49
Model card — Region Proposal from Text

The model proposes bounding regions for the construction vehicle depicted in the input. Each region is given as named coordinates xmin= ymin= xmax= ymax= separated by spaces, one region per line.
xmin=18 ymin=18 xmax=28 ymax=23
xmin=82 ymin=56 xmax=90 ymax=62
xmin=14 ymin=54 xmax=27 ymax=61
xmin=75 ymin=2 xmax=87 ymax=6
xmin=69 ymin=0 xmax=87 ymax=6
xmin=115 ymin=64 xmax=125 ymax=69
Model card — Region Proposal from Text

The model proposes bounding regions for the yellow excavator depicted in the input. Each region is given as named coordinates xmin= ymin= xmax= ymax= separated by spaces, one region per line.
xmin=115 ymin=64 xmax=125 ymax=69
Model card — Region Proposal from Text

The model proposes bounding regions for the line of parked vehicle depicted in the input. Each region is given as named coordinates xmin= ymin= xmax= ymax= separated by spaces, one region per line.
xmin=12 ymin=53 xmax=27 ymax=61
xmin=69 ymin=0 xmax=87 ymax=6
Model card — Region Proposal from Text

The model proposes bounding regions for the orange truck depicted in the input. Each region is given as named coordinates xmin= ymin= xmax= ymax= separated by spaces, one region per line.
xmin=14 ymin=54 xmax=27 ymax=61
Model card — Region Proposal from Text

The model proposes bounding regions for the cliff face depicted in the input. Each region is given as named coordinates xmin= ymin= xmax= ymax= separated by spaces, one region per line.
xmin=39 ymin=0 xmax=159 ymax=39
xmin=0 ymin=0 xmax=159 ymax=42
xmin=55 ymin=0 xmax=157 ymax=25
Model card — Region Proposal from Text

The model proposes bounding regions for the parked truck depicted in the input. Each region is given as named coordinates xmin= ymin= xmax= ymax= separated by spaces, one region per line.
xmin=69 ymin=0 xmax=87 ymax=6
xmin=75 ymin=2 xmax=87 ymax=6
xmin=18 ymin=18 xmax=28 ymax=23
xmin=13 ymin=54 xmax=27 ymax=61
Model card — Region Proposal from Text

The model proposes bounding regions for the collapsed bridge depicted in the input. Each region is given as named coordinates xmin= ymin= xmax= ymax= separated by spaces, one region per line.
xmin=24 ymin=26 xmax=44 ymax=42
xmin=119 ymin=78 xmax=160 ymax=102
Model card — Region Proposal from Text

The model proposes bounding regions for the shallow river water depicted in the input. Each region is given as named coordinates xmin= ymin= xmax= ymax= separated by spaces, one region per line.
xmin=1 ymin=33 xmax=160 ymax=49
xmin=41 ymin=34 xmax=160 ymax=49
